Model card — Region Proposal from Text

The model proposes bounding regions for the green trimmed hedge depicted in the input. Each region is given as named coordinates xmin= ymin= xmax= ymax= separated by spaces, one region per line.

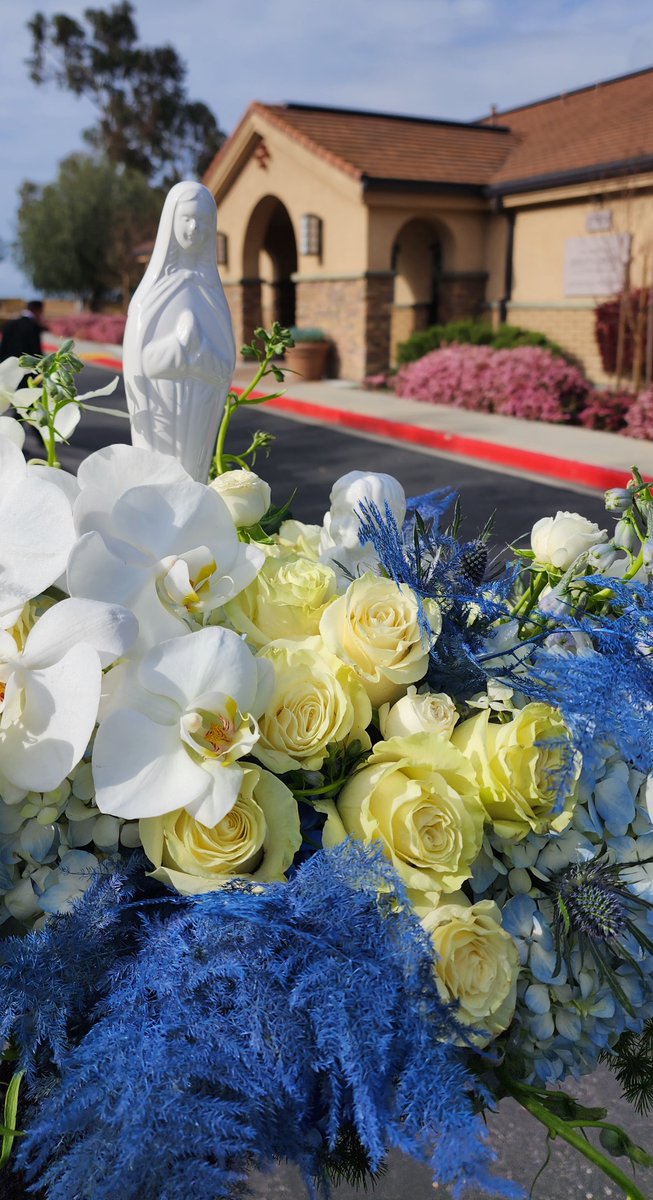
xmin=395 ymin=320 xmax=569 ymax=365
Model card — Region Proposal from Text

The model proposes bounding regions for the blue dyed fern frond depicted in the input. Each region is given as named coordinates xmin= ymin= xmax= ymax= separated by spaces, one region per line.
xmin=481 ymin=577 xmax=653 ymax=788
xmin=3 ymin=844 xmax=522 ymax=1200
xmin=404 ymin=485 xmax=457 ymax=529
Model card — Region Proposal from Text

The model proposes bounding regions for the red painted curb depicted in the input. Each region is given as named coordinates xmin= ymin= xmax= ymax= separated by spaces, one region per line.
xmin=245 ymin=391 xmax=635 ymax=493
xmin=45 ymin=341 xmax=635 ymax=492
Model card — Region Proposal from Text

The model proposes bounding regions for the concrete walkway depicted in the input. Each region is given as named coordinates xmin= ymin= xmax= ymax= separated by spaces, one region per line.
xmin=45 ymin=336 xmax=653 ymax=493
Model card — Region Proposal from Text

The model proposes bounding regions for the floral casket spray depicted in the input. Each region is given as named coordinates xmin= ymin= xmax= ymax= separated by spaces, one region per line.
xmin=0 ymin=183 xmax=653 ymax=1200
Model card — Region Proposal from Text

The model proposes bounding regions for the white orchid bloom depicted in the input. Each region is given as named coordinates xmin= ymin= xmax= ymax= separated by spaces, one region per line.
xmin=67 ymin=447 xmax=264 ymax=647
xmin=0 ymin=357 xmax=27 ymax=411
xmin=0 ymin=597 xmax=138 ymax=797
xmin=0 ymin=436 xmax=76 ymax=627
xmin=93 ymin=625 xmax=272 ymax=825
xmin=0 ymin=416 xmax=25 ymax=449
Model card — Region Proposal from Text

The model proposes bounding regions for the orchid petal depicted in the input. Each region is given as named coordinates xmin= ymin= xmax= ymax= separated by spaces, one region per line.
xmin=22 ymin=597 xmax=138 ymax=669
xmin=74 ymin=444 xmax=191 ymax=536
xmin=185 ymin=761 xmax=244 ymax=825
xmin=0 ymin=644 xmax=102 ymax=792
xmin=0 ymin=417 xmax=25 ymax=449
xmin=138 ymin=626 xmax=259 ymax=712
xmin=93 ymin=709 xmax=209 ymax=819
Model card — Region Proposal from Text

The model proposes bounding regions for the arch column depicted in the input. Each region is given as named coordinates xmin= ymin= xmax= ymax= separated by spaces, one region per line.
xmin=223 ymin=278 xmax=263 ymax=350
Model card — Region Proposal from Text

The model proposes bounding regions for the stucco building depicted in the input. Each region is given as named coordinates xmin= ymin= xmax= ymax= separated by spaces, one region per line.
xmin=203 ymin=67 xmax=653 ymax=381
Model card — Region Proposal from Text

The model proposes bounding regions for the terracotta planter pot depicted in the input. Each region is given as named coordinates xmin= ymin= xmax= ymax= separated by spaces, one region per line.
xmin=285 ymin=341 xmax=330 ymax=381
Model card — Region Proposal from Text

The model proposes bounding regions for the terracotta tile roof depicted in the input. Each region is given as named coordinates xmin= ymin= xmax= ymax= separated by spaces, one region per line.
xmin=251 ymin=102 xmax=515 ymax=187
xmin=483 ymin=66 xmax=653 ymax=187
xmin=206 ymin=69 xmax=653 ymax=198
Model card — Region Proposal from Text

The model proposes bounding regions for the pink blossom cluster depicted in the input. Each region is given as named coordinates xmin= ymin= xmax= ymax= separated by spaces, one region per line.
xmin=47 ymin=314 xmax=127 ymax=345
xmin=394 ymin=345 xmax=590 ymax=423
xmin=577 ymin=390 xmax=632 ymax=432
xmin=623 ymin=388 xmax=653 ymax=440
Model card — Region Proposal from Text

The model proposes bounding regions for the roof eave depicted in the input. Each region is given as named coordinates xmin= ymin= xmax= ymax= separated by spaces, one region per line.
xmin=362 ymin=176 xmax=487 ymax=196
xmin=488 ymin=154 xmax=653 ymax=198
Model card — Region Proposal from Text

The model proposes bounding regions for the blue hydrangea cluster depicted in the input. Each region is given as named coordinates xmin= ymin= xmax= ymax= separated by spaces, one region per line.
xmin=470 ymin=744 xmax=653 ymax=1084
xmin=0 ymin=749 xmax=140 ymax=930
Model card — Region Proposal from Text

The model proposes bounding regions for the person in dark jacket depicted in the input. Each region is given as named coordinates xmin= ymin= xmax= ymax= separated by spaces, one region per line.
xmin=0 ymin=300 xmax=46 ymax=361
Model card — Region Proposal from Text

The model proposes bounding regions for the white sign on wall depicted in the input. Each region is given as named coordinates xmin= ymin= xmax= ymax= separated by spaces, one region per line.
xmin=564 ymin=233 xmax=631 ymax=297
xmin=585 ymin=209 xmax=613 ymax=232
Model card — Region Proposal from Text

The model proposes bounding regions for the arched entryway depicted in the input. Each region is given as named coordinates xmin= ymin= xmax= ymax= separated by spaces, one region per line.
xmin=390 ymin=218 xmax=453 ymax=360
xmin=242 ymin=196 xmax=297 ymax=334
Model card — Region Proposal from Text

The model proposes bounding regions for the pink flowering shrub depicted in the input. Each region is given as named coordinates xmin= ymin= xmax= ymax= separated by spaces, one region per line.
xmin=395 ymin=344 xmax=589 ymax=423
xmin=623 ymin=388 xmax=653 ymax=440
xmin=578 ymin=390 xmax=632 ymax=432
xmin=47 ymin=314 xmax=126 ymax=344
xmin=394 ymin=345 xmax=497 ymax=411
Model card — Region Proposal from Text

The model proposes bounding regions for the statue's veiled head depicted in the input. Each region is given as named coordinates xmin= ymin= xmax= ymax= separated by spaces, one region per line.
xmin=146 ymin=181 xmax=219 ymax=282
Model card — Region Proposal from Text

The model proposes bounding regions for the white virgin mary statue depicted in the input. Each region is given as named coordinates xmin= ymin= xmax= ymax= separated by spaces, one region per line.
xmin=123 ymin=181 xmax=236 ymax=482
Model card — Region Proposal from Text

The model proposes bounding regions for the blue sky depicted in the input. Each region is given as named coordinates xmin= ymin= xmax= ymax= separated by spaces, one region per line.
xmin=2 ymin=0 xmax=653 ymax=296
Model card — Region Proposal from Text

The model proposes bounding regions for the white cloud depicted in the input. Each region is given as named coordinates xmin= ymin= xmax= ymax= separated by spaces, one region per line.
xmin=1 ymin=0 xmax=652 ymax=295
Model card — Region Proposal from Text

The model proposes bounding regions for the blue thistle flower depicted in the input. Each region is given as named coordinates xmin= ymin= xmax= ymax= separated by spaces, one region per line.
xmin=356 ymin=499 xmax=517 ymax=697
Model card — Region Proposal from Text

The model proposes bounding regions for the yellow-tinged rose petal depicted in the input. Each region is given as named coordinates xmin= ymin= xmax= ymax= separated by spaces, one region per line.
xmin=140 ymin=765 xmax=301 ymax=895
xmin=323 ymin=732 xmax=485 ymax=901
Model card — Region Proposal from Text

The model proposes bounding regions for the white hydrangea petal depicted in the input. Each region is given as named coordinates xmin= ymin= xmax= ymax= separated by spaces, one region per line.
xmin=93 ymin=709 xmax=209 ymax=819
xmin=1 ymin=645 xmax=102 ymax=792
xmin=138 ymin=626 xmax=259 ymax=712
xmin=22 ymin=597 xmax=138 ymax=669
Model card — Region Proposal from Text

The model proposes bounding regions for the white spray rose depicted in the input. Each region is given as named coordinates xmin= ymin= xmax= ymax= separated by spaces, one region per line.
xmin=530 ymin=511 xmax=607 ymax=570
xmin=378 ymin=687 xmax=458 ymax=740
xmin=319 ymin=470 xmax=406 ymax=580
xmin=210 ymin=469 xmax=271 ymax=528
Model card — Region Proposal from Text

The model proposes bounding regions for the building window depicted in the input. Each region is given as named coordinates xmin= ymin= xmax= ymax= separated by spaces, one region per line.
xmin=300 ymin=214 xmax=322 ymax=257
xmin=217 ymin=231 xmax=228 ymax=267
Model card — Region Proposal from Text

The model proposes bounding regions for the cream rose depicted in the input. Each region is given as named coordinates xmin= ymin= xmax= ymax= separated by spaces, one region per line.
xmin=378 ymin=686 xmax=458 ymax=740
xmin=530 ymin=511 xmax=607 ymax=570
xmin=421 ymin=896 xmax=520 ymax=1044
xmin=139 ymin=765 xmax=301 ymax=894
xmin=451 ymin=703 xmax=579 ymax=840
xmin=319 ymin=574 xmax=440 ymax=707
xmin=209 ymin=468 xmax=271 ymax=528
xmin=254 ymin=638 xmax=372 ymax=773
xmin=277 ymin=519 xmax=322 ymax=560
xmin=322 ymin=732 xmax=485 ymax=903
xmin=224 ymin=547 xmax=337 ymax=648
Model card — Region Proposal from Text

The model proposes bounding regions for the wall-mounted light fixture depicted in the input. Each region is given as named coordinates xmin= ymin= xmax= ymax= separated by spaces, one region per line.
xmin=300 ymin=213 xmax=322 ymax=257
xmin=216 ymin=231 xmax=228 ymax=267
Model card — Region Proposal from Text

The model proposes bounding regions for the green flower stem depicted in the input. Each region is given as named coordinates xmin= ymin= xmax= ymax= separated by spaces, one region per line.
xmin=213 ymin=355 xmax=274 ymax=477
xmin=511 ymin=570 xmax=548 ymax=619
xmin=506 ymin=1080 xmax=648 ymax=1200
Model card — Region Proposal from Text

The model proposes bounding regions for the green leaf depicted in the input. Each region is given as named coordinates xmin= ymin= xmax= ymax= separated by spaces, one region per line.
xmin=0 ymin=1069 xmax=24 ymax=1170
